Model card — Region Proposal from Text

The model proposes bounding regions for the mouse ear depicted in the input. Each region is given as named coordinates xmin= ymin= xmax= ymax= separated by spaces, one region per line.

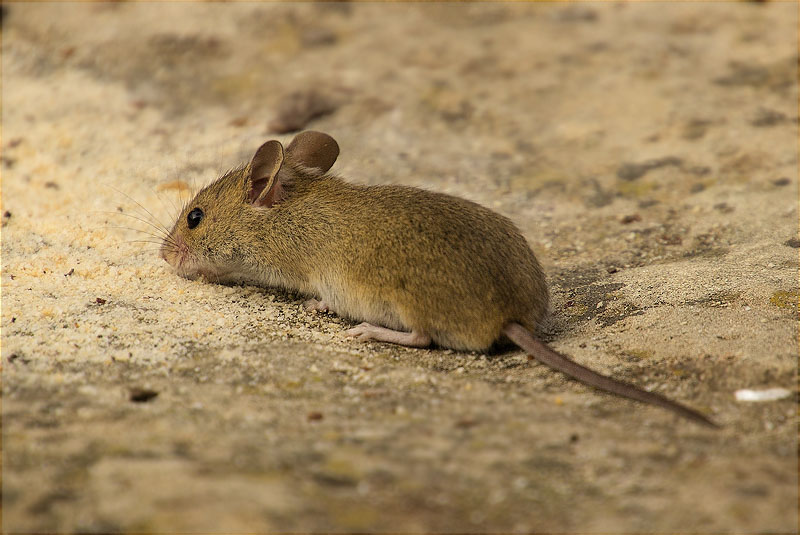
xmin=285 ymin=131 xmax=339 ymax=172
xmin=248 ymin=140 xmax=285 ymax=208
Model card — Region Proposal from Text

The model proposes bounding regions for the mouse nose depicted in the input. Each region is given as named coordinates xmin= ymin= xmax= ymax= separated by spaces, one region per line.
xmin=160 ymin=233 xmax=186 ymax=267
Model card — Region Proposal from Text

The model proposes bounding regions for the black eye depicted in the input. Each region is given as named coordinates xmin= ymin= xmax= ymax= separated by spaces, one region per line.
xmin=187 ymin=208 xmax=204 ymax=229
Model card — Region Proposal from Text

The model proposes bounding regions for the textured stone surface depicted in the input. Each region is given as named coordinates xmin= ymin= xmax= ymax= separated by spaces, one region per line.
xmin=2 ymin=2 xmax=797 ymax=532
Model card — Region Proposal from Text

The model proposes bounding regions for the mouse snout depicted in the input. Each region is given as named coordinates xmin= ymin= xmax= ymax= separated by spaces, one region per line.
xmin=160 ymin=232 xmax=186 ymax=266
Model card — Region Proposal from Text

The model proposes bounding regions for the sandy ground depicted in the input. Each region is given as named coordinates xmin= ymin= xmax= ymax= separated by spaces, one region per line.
xmin=2 ymin=2 xmax=798 ymax=533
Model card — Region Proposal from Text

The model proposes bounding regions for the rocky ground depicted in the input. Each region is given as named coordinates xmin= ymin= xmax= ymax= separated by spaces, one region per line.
xmin=2 ymin=2 xmax=797 ymax=532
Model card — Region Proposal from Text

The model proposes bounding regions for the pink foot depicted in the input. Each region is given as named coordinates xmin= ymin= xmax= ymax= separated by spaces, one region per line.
xmin=345 ymin=322 xmax=432 ymax=348
xmin=304 ymin=298 xmax=331 ymax=313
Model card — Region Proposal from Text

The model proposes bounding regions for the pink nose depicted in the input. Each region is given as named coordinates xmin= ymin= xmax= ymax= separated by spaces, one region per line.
xmin=160 ymin=234 xmax=185 ymax=267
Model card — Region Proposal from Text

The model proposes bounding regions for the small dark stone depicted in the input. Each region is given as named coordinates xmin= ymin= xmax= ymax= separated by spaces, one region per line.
xmin=606 ymin=266 xmax=619 ymax=274
xmin=307 ymin=411 xmax=324 ymax=421
xmin=269 ymin=90 xmax=339 ymax=134
xmin=617 ymin=156 xmax=682 ymax=181
xmin=64 ymin=268 xmax=75 ymax=277
xmin=713 ymin=202 xmax=734 ymax=213
xmin=455 ymin=418 xmax=478 ymax=429
xmin=8 ymin=353 xmax=29 ymax=364
xmin=44 ymin=181 xmax=60 ymax=190
xmin=682 ymin=119 xmax=712 ymax=140
xmin=688 ymin=166 xmax=711 ymax=176
xmin=690 ymin=183 xmax=706 ymax=193
xmin=620 ymin=214 xmax=642 ymax=224
xmin=301 ymin=27 xmax=338 ymax=47
xmin=617 ymin=163 xmax=650 ymax=181
xmin=751 ymin=107 xmax=787 ymax=127
xmin=95 ymin=297 xmax=107 ymax=305
xmin=772 ymin=177 xmax=791 ymax=187
xmin=783 ymin=237 xmax=800 ymax=248
xmin=569 ymin=433 xmax=580 ymax=443
xmin=130 ymin=388 xmax=159 ymax=403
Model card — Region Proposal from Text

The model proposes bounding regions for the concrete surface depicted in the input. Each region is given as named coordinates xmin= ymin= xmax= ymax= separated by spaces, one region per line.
xmin=2 ymin=2 xmax=797 ymax=532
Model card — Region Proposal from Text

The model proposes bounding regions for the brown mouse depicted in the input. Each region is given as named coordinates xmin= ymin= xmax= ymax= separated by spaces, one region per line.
xmin=161 ymin=130 xmax=718 ymax=428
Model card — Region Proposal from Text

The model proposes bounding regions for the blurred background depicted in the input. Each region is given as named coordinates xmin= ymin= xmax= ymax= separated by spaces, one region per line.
xmin=4 ymin=2 xmax=796 ymax=210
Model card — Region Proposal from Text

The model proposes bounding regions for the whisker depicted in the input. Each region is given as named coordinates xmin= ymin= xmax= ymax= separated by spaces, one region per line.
xmin=99 ymin=222 xmax=179 ymax=254
xmin=104 ymin=225 xmax=168 ymax=241
xmin=95 ymin=210 xmax=170 ymax=238
xmin=152 ymin=180 xmax=180 ymax=216
xmin=126 ymin=239 xmax=166 ymax=246
xmin=103 ymin=184 xmax=171 ymax=234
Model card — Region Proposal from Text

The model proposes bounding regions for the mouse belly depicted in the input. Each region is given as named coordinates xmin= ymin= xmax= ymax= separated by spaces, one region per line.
xmin=312 ymin=279 xmax=408 ymax=332
xmin=314 ymin=278 xmax=540 ymax=351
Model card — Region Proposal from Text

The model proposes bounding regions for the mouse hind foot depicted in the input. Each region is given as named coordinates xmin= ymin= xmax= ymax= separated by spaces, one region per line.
xmin=345 ymin=322 xmax=432 ymax=348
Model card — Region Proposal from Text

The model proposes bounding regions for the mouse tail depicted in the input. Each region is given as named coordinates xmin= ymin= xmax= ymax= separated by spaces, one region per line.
xmin=503 ymin=322 xmax=720 ymax=428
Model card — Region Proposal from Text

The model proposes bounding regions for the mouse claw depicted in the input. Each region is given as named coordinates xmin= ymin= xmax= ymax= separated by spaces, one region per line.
xmin=304 ymin=298 xmax=330 ymax=313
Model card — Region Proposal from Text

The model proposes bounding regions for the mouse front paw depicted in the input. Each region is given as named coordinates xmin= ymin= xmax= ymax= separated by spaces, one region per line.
xmin=304 ymin=298 xmax=331 ymax=313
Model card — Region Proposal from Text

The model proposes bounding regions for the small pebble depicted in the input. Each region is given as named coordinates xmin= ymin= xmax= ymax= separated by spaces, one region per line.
xmin=735 ymin=388 xmax=792 ymax=402
xmin=129 ymin=388 xmax=159 ymax=403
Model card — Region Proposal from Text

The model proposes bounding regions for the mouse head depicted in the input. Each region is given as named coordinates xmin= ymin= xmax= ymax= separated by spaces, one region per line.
xmin=160 ymin=131 xmax=339 ymax=280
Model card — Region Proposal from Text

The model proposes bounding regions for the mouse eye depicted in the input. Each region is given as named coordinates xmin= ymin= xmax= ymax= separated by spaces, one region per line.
xmin=187 ymin=208 xmax=204 ymax=229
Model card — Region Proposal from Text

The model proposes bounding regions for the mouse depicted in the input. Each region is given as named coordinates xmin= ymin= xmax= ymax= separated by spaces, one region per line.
xmin=160 ymin=130 xmax=718 ymax=428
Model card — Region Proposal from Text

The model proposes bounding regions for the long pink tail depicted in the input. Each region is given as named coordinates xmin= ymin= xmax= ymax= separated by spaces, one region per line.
xmin=503 ymin=322 xmax=719 ymax=428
